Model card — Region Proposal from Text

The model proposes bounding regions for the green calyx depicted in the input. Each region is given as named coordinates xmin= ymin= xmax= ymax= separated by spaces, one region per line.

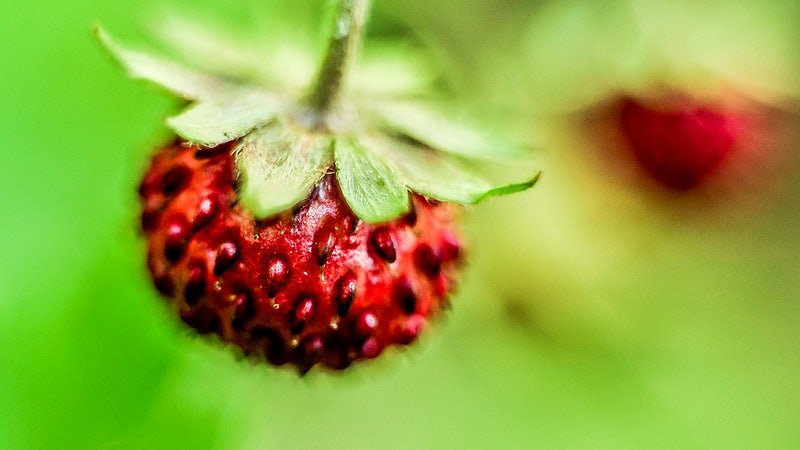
xmin=97 ymin=4 xmax=539 ymax=224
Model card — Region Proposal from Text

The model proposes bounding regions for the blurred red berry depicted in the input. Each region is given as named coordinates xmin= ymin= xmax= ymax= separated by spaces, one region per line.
xmin=618 ymin=96 xmax=746 ymax=190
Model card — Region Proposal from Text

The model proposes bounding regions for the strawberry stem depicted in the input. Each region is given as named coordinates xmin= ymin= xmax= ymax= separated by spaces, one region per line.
xmin=305 ymin=0 xmax=371 ymax=129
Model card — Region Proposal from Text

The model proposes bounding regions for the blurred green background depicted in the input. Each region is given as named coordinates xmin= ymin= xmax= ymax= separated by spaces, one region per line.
xmin=2 ymin=0 xmax=799 ymax=449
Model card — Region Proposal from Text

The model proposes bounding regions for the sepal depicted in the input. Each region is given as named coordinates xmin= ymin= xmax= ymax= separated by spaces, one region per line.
xmin=96 ymin=26 xmax=231 ymax=101
xmin=334 ymin=137 xmax=410 ymax=223
xmin=235 ymin=122 xmax=333 ymax=219
xmin=365 ymin=134 xmax=541 ymax=204
xmin=167 ymin=89 xmax=282 ymax=147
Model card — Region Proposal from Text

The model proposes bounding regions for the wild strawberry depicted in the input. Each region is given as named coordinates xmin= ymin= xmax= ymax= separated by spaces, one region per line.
xmin=139 ymin=140 xmax=463 ymax=371
xmin=99 ymin=0 xmax=538 ymax=372
xmin=618 ymin=95 xmax=746 ymax=190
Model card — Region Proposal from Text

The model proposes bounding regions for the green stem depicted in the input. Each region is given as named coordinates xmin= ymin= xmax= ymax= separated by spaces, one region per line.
xmin=305 ymin=0 xmax=371 ymax=127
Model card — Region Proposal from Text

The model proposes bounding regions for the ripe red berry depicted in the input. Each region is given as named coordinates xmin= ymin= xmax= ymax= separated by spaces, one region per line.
xmin=619 ymin=96 xmax=745 ymax=190
xmin=140 ymin=141 xmax=463 ymax=372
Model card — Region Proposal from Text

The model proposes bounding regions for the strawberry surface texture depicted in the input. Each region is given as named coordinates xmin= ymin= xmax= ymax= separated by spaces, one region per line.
xmin=140 ymin=140 xmax=463 ymax=372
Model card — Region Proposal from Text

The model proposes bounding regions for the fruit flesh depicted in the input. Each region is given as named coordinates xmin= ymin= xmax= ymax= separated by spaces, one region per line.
xmin=139 ymin=141 xmax=462 ymax=372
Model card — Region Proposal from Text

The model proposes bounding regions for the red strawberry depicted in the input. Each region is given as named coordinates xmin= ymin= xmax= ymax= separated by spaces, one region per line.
xmin=619 ymin=96 xmax=746 ymax=190
xmin=100 ymin=0 xmax=537 ymax=372
xmin=140 ymin=140 xmax=462 ymax=371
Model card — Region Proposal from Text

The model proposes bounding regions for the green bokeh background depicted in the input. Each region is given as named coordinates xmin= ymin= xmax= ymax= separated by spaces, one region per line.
xmin=2 ymin=1 xmax=799 ymax=449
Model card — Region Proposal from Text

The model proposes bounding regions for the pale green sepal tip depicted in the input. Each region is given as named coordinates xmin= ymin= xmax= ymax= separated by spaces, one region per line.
xmin=474 ymin=170 xmax=542 ymax=202
xmin=166 ymin=90 xmax=281 ymax=147
xmin=334 ymin=137 xmax=410 ymax=224
xmin=367 ymin=134 xmax=539 ymax=205
xmin=95 ymin=25 xmax=230 ymax=101
xmin=235 ymin=123 xmax=333 ymax=219
xmin=367 ymin=134 xmax=486 ymax=204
